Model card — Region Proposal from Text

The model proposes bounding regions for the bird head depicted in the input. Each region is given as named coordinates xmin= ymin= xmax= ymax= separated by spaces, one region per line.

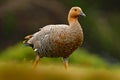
xmin=68 ymin=7 xmax=86 ymax=19
xmin=68 ymin=6 xmax=86 ymax=24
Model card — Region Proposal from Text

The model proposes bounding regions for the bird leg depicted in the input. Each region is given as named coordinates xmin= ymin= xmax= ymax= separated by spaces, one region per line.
xmin=33 ymin=55 xmax=40 ymax=69
xmin=62 ymin=57 xmax=68 ymax=70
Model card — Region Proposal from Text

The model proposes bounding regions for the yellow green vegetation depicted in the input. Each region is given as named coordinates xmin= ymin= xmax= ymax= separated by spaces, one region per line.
xmin=0 ymin=43 xmax=108 ymax=67
xmin=0 ymin=62 xmax=120 ymax=80
xmin=0 ymin=43 xmax=120 ymax=80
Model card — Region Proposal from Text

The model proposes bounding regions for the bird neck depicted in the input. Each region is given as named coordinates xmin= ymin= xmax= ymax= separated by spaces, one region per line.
xmin=68 ymin=16 xmax=79 ymax=25
xmin=68 ymin=17 xmax=82 ymax=32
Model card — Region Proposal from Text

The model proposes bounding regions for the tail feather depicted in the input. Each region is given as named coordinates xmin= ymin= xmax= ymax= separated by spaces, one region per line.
xmin=24 ymin=35 xmax=33 ymax=39
xmin=23 ymin=35 xmax=33 ymax=48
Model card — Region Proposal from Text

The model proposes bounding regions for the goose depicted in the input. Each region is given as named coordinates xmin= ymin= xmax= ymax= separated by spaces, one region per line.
xmin=24 ymin=6 xmax=86 ymax=69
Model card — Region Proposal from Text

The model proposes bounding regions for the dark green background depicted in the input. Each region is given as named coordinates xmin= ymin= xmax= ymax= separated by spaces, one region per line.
xmin=0 ymin=0 xmax=120 ymax=62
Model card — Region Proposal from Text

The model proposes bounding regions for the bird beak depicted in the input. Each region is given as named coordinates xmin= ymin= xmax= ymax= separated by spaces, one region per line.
xmin=80 ymin=11 xmax=86 ymax=17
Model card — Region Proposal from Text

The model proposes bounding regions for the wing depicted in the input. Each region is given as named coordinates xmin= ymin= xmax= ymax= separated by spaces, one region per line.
xmin=24 ymin=24 xmax=69 ymax=48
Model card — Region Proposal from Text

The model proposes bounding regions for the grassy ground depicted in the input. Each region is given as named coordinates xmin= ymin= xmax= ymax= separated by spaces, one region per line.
xmin=0 ymin=62 xmax=120 ymax=80
xmin=0 ymin=43 xmax=108 ymax=67
xmin=0 ymin=43 xmax=120 ymax=80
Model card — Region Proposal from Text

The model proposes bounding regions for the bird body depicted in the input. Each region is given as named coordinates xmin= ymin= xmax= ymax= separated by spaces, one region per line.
xmin=27 ymin=22 xmax=83 ymax=58
xmin=24 ymin=6 xmax=86 ymax=69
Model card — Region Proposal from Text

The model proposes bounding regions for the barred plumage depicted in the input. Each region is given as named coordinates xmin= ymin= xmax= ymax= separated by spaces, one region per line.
xmin=23 ymin=6 xmax=86 ymax=69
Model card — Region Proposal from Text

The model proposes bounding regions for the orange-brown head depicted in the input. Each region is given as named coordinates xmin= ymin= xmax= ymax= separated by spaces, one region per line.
xmin=68 ymin=7 xmax=86 ymax=24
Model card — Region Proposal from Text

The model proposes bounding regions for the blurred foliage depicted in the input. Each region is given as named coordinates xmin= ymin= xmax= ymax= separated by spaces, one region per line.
xmin=4 ymin=11 xmax=16 ymax=35
xmin=0 ymin=43 xmax=35 ymax=61
xmin=0 ymin=43 xmax=120 ymax=80
xmin=0 ymin=61 xmax=119 ymax=80
xmin=0 ymin=43 xmax=108 ymax=68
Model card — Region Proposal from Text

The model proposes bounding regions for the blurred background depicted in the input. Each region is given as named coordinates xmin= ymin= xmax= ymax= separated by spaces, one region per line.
xmin=0 ymin=0 xmax=120 ymax=62
xmin=0 ymin=0 xmax=120 ymax=80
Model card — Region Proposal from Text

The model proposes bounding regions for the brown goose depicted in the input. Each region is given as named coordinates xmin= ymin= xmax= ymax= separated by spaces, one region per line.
xmin=24 ymin=6 xmax=86 ymax=69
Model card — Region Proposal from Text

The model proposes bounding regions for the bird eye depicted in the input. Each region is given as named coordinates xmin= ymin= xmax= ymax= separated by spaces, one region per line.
xmin=74 ymin=9 xmax=77 ymax=11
